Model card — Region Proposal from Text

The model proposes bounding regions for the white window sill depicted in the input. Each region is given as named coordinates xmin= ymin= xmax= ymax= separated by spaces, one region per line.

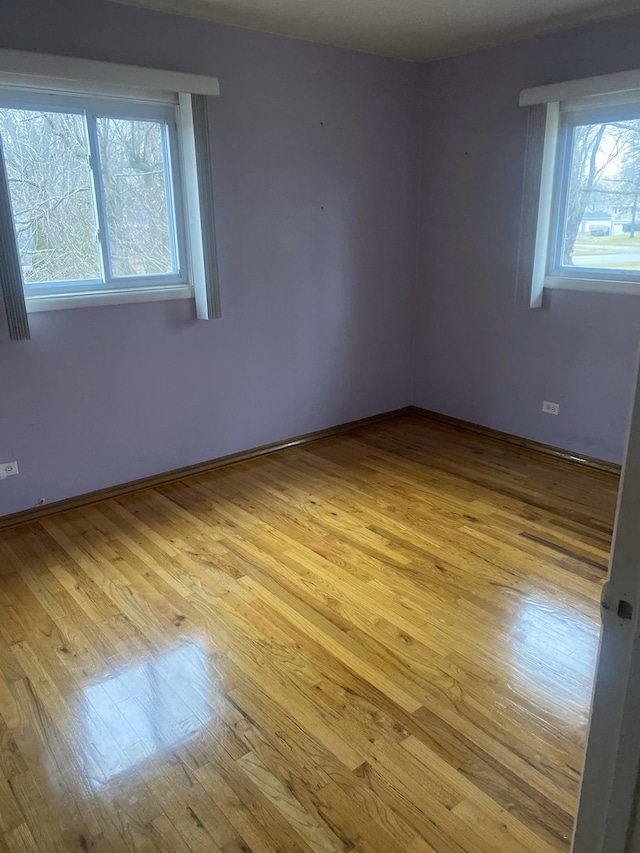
xmin=544 ymin=275 xmax=640 ymax=296
xmin=25 ymin=283 xmax=194 ymax=313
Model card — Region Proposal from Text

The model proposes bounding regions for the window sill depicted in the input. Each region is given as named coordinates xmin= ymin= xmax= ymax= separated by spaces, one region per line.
xmin=25 ymin=283 xmax=194 ymax=313
xmin=544 ymin=275 xmax=640 ymax=296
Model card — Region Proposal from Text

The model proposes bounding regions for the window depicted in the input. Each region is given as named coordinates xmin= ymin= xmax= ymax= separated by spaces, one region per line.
xmin=550 ymin=106 xmax=640 ymax=284
xmin=517 ymin=68 xmax=640 ymax=306
xmin=0 ymin=95 xmax=187 ymax=301
xmin=0 ymin=49 xmax=220 ymax=341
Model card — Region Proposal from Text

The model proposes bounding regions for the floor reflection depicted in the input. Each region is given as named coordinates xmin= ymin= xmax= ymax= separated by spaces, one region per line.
xmin=508 ymin=594 xmax=600 ymax=722
xmin=80 ymin=642 xmax=220 ymax=784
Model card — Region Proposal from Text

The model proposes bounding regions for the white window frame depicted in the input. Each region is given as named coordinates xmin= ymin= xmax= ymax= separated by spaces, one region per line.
xmin=0 ymin=88 xmax=191 ymax=310
xmin=0 ymin=49 xmax=220 ymax=326
xmin=519 ymin=69 xmax=640 ymax=306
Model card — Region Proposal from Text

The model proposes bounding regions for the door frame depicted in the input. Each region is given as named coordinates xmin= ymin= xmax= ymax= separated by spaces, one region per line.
xmin=572 ymin=351 xmax=640 ymax=852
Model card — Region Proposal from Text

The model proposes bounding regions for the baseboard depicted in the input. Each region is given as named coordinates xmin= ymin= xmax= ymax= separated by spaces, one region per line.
xmin=1 ymin=404 xmax=619 ymax=531
xmin=410 ymin=407 xmax=621 ymax=477
xmin=0 ymin=407 xmax=412 ymax=531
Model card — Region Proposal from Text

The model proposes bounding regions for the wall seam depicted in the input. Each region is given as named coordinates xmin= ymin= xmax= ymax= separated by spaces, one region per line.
xmin=409 ymin=62 xmax=427 ymax=406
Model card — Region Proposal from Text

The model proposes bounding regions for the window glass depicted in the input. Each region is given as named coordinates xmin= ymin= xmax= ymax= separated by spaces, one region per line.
xmin=0 ymin=100 xmax=183 ymax=293
xmin=0 ymin=107 xmax=101 ymax=283
xmin=96 ymin=116 xmax=176 ymax=278
xmin=560 ymin=118 xmax=640 ymax=273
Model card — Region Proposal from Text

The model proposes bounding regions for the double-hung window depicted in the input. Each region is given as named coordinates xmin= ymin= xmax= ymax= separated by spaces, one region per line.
xmin=517 ymin=70 xmax=640 ymax=306
xmin=0 ymin=50 xmax=220 ymax=341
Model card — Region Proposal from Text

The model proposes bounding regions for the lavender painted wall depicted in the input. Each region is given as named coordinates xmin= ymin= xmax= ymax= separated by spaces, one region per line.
xmin=414 ymin=15 xmax=640 ymax=464
xmin=3 ymin=1 xmax=640 ymax=518
xmin=0 ymin=0 xmax=420 ymax=516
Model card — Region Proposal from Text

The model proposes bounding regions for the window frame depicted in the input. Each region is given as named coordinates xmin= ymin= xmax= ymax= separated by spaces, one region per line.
xmin=0 ymin=86 xmax=194 ymax=311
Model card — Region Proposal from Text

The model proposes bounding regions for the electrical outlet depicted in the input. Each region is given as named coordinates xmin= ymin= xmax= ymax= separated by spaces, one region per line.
xmin=0 ymin=461 xmax=19 ymax=479
xmin=542 ymin=401 xmax=560 ymax=416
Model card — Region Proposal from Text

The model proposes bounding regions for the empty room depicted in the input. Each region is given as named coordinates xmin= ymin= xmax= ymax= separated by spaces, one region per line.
xmin=2 ymin=0 xmax=640 ymax=850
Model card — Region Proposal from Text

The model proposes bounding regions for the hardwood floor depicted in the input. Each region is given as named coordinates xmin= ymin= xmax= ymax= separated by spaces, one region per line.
xmin=0 ymin=415 xmax=619 ymax=852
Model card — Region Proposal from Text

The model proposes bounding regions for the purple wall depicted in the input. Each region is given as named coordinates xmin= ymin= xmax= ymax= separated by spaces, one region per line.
xmin=3 ymin=2 xmax=640 ymax=518
xmin=414 ymin=15 xmax=640 ymax=464
xmin=0 ymin=0 xmax=420 ymax=516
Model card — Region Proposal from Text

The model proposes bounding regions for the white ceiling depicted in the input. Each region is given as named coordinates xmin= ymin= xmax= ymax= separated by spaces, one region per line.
xmin=112 ymin=0 xmax=640 ymax=61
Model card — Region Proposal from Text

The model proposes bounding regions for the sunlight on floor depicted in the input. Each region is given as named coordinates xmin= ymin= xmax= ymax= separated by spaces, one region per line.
xmin=509 ymin=595 xmax=599 ymax=723
xmin=80 ymin=642 xmax=221 ymax=785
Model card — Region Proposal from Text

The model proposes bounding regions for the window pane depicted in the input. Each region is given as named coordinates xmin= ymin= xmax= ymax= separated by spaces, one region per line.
xmin=0 ymin=108 xmax=101 ymax=284
xmin=562 ymin=119 xmax=640 ymax=272
xmin=96 ymin=117 xmax=176 ymax=278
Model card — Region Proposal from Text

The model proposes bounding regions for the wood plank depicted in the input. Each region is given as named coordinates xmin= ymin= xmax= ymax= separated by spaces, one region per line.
xmin=0 ymin=416 xmax=616 ymax=851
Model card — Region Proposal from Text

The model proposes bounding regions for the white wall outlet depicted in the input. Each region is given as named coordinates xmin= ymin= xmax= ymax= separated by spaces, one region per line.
xmin=542 ymin=401 xmax=560 ymax=416
xmin=0 ymin=461 xmax=19 ymax=479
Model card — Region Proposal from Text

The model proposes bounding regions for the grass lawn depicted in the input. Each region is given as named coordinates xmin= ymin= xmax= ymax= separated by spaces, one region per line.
xmin=573 ymin=233 xmax=640 ymax=255
xmin=572 ymin=260 xmax=640 ymax=270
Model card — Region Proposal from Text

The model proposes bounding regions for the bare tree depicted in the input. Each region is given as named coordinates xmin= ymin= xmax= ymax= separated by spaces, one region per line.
xmin=563 ymin=124 xmax=607 ymax=264
xmin=615 ymin=127 xmax=640 ymax=239
xmin=0 ymin=107 xmax=174 ymax=284
xmin=0 ymin=108 xmax=99 ymax=282
xmin=563 ymin=119 xmax=640 ymax=263
xmin=97 ymin=117 xmax=173 ymax=277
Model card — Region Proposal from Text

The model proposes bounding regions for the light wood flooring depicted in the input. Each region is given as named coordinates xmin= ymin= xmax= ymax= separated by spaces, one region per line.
xmin=0 ymin=415 xmax=619 ymax=852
